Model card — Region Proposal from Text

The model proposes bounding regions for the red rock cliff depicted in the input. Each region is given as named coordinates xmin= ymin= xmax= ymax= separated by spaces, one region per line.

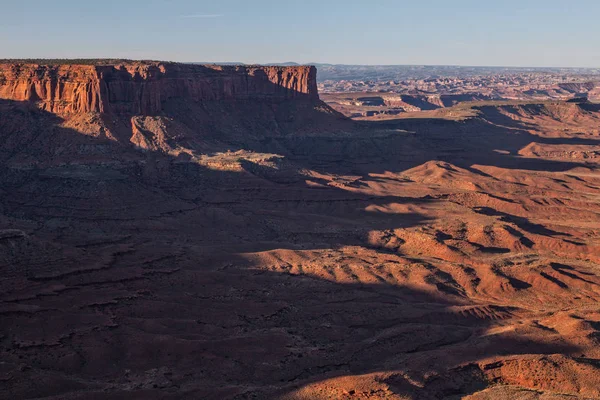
xmin=0 ymin=62 xmax=319 ymax=115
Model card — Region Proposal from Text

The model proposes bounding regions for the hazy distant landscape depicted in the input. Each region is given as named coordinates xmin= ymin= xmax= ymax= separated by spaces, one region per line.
xmin=314 ymin=64 xmax=600 ymax=81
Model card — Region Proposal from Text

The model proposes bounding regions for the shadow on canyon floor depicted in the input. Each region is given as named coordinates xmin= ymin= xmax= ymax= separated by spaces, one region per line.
xmin=0 ymin=97 xmax=599 ymax=399
xmin=0 ymin=256 xmax=584 ymax=399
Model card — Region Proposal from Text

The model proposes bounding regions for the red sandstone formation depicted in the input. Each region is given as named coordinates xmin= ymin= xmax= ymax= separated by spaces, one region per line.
xmin=0 ymin=62 xmax=318 ymax=115
xmin=1 ymin=61 xmax=600 ymax=399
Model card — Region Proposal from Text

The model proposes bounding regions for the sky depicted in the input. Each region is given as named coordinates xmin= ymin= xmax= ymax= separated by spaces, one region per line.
xmin=1 ymin=0 xmax=599 ymax=67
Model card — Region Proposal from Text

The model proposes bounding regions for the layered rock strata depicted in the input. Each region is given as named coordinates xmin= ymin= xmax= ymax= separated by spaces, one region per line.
xmin=0 ymin=62 xmax=319 ymax=115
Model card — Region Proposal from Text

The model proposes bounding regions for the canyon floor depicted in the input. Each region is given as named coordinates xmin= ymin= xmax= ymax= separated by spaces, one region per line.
xmin=2 ymin=97 xmax=600 ymax=399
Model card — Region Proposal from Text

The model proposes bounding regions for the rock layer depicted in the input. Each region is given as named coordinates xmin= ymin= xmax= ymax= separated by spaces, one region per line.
xmin=0 ymin=62 xmax=319 ymax=115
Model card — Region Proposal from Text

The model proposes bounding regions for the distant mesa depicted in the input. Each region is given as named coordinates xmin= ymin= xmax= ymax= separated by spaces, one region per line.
xmin=0 ymin=60 xmax=319 ymax=115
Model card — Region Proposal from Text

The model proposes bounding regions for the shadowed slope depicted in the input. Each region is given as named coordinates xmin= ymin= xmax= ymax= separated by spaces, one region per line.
xmin=1 ymin=92 xmax=600 ymax=399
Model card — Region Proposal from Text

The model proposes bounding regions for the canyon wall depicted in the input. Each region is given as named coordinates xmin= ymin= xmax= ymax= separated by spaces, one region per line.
xmin=0 ymin=62 xmax=319 ymax=115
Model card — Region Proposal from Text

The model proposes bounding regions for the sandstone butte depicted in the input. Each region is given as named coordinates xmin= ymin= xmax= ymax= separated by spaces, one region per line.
xmin=0 ymin=62 xmax=319 ymax=115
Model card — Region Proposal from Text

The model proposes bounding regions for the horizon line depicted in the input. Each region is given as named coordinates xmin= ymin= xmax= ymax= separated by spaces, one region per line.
xmin=0 ymin=58 xmax=598 ymax=70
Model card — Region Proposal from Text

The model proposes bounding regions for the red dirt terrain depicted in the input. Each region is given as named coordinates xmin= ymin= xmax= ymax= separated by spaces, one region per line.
xmin=1 ymin=62 xmax=600 ymax=399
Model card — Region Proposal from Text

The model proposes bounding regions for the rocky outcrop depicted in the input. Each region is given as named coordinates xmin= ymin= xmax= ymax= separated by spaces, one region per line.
xmin=558 ymin=81 xmax=596 ymax=93
xmin=0 ymin=62 xmax=319 ymax=115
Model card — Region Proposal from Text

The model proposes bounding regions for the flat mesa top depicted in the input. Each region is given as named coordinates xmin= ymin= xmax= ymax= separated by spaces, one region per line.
xmin=0 ymin=59 xmax=152 ymax=66
xmin=0 ymin=59 xmax=316 ymax=69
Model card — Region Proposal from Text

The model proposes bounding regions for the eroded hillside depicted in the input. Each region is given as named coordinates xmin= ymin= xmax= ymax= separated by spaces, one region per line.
xmin=1 ymin=62 xmax=600 ymax=399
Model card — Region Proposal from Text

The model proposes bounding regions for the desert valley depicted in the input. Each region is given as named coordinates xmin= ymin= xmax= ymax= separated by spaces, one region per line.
xmin=0 ymin=59 xmax=600 ymax=400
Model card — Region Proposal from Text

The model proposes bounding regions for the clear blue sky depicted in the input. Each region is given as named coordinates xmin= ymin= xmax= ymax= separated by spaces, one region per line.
xmin=1 ymin=0 xmax=599 ymax=67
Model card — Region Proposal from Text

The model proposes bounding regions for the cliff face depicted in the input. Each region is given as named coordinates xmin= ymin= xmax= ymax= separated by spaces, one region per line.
xmin=0 ymin=62 xmax=319 ymax=115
